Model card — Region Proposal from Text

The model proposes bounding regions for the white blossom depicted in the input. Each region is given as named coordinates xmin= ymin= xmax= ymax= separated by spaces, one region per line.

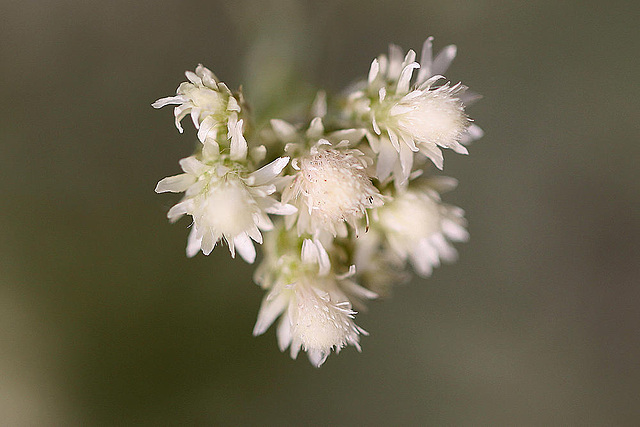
xmin=346 ymin=37 xmax=482 ymax=185
xmin=152 ymin=64 xmax=245 ymax=148
xmin=155 ymin=152 xmax=295 ymax=263
xmin=252 ymin=229 xmax=375 ymax=367
xmin=376 ymin=177 xmax=469 ymax=277
xmin=282 ymin=140 xmax=384 ymax=237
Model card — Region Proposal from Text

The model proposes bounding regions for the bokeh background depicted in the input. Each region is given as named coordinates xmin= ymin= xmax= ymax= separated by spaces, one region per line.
xmin=1 ymin=0 xmax=639 ymax=425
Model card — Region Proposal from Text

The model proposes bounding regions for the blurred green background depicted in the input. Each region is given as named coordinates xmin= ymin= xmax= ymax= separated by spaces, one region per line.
xmin=1 ymin=0 xmax=639 ymax=425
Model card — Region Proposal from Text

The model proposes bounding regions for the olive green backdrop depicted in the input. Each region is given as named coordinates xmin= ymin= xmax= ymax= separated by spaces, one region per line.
xmin=1 ymin=0 xmax=639 ymax=425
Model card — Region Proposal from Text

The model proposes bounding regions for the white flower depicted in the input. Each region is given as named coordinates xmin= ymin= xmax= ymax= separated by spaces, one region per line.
xmin=155 ymin=153 xmax=295 ymax=263
xmin=347 ymin=37 xmax=482 ymax=184
xmin=376 ymin=177 xmax=469 ymax=277
xmin=152 ymin=64 xmax=245 ymax=146
xmin=255 ymin=277 xmax=368 ymax=367
xmin=379 ymin=76 xmax=469 ymax=163
xmin=252 ymin=231 xmax=375 ymax=367
xmin=415 ymin=37 xmax=484 ymax=146
xmin=282 ymin=140 xmax=384 ymax=237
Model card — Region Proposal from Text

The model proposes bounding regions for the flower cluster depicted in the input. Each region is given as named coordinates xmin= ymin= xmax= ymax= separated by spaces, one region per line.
xmin=154 ymin=37 xmax=482 ymax=367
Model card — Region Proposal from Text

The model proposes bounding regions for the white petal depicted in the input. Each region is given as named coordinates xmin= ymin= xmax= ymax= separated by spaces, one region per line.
xmin=460 ymin=124 xmax=484 ymax=145
xmin=368 ymin=58 xmax=380 ymax=84
xmin=197 ymin=115 xmax=217 ymax=143
xmin=311 ymin=91 xmax=327 ymax=118
xmin=411 ymin=240 xmax=437 ymax=277
xmin=308 ymin=349 xmax=329 ymax=368
xmin=388 ymin=130 xmax=400 ymax=151
xmin=253 ymin=291 xmax=290 ymax=336
xmin=365 ymin=131 xmax=380 ymax=153
xmin=341 ymin=279 xmax=378 ymax=300
xmin=419 ymin=143 xmax=444 ymax=170
xmin=268 ymin=202 xmax=297 ymax=216
xmin=152 ymin=95 xmax=186 ymax=109
xmin=400 ymin=132 xmax=418 ymax=152
xmin=399 ymin=143 xmax=414 ymax=178
xmin=167 ymin=200 xmax=192 ymax=221
xmin=419 ymin=238 xmax=441 ymax=267
xmin=200 ymin=230 xmax=217 ymax=255
xmin=234 ymin=233 xmax=256 ymax=263
xmin=336 ymin=265 xmax=357 ymax=280
xmin=416 ymin=36 xmax=434 ymax=83
xmin=401 ymin=49 xmax=416 ymax=69
xmin=227 ymin=236 xmax=236 ymax=258
xmin=397 ymin=62 xmax=420 ymax=94
xmin=248 ymin=157 xmax=289 ymax=186
xmin=226 ymin=96 xmax=241 ymax=112
xmin=173 ymin=107 xmax=188 ymax=133
xmin=432 ymin=45 xmax=457 ymax=76
xmin=378 ymin=87 xmax=386 ymax=102
xmin=387 ymin=44 xmax=404 ymax=79
xmin=190 ymin=107 xmax=202 ymax=129
xmin=270 ymin=119 xmax=297 ymax=142
xmin=290 ymin=337 xmax=301 ymax=360
xmin=179 ymin=156 xmax=207 ymax=176
xmin=314 ymin=239 xmax=331 ymax=276
xmin=246 ymin=225 xmax=264 ymax=243
xmin=217 ymin=81 xmax=231 ymax=94
xmin=196 ymin=64 xmax=218 ymax=87
xmin=330 ymin=128 xmax=366 ymax=145
xmin=442 ymin=219 xmax=469 ymax=242
xmin=426 ymin=176 xmax=458 ymax=193
xmin=276 ymin=314 xmax=293 ymax=351
xmin=300 ymin=239 xmax=331 ymax=276
xmin=301 ymin=239 xmax=319 ymax=265
xmin=250 ymin=184 xmax=276 ymax=198
xmin=229 ymin=119 xmax=248 ymax=161
xmin=155 ymin=174 xmax=195 ymax=193
xmin=459 ymin=91 xmax=483 ymax=106
xmin=284 ymin=210 xmax=298 ymax=230
xmin=431 ymin=233 xmax=458 ymax=263
xmin=253 ymin=213 xmax=273 ymax=232
xmin=372 ymin=115 xmax=381 ymax=135
xmin=376 ymin=140 xmax=398 ymax=181
xmin=202 ymin=139 xmax=220 ymax=158
xmin=450 ymin=141 xmax=469 ymax=155
xmin=306 ymin=117 xmax=324 ymax=138
xmin=186 ymin=227 xmax=202 ymax=258
xmin=185 ymin=70 xmax=200 ymax=84
xmin=251 ymin=145 xmax=267 ymax=163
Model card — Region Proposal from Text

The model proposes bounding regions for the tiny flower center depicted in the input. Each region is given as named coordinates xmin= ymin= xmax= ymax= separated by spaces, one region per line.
xmin=200 ymin=179 xmax=256 ymax=236
xmin=392 ymin=90 xmax=467 ymax=145
xmin=296 ymin=149 xmax=380 ymax=225
xmin=293 ymin=285 xmax=354 ymax=351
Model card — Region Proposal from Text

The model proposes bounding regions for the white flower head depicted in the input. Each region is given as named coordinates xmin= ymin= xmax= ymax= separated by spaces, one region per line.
xmin=252 ymin=229 xmax=375 ymax=367
xmin=287 ymin=281 xmax=366 ymax=367
xmin=282 ymin=140 xmax=384 ymax=237
xmin=152 ymin=64 xmax=245 ymax=147
xmin=376 ymin=177 xmax=469 ymax=277
xmin=254 ymin=277 xmax=369 ymax=367
xmin=155 ymin=152 xmax=295 ymax=263
xmin=346 ymin=37 xmax=482 ymax=184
